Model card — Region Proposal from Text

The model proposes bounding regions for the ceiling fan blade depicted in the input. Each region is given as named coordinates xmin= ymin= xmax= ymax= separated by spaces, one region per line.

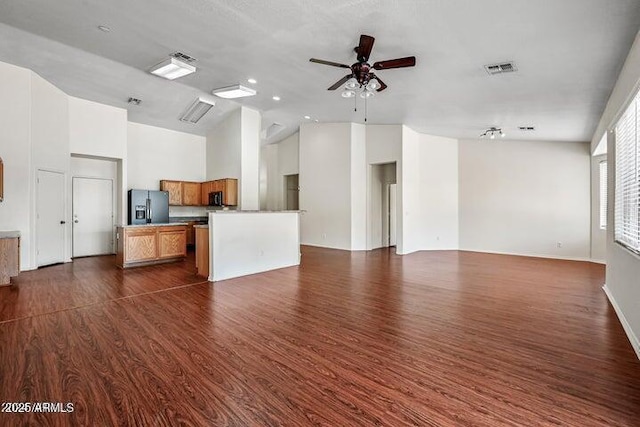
xmin=328 ymin=74 xmax=353 ymax=90
xmin=373 ymin=56 xmax=416 ymax=70
xmin=357 ymin=34 xmax=375 ymax=62
xmin=310 ymin=58 xmax=351 ymax=69
xmin=370 ymin=74 xmax=388 ymax=92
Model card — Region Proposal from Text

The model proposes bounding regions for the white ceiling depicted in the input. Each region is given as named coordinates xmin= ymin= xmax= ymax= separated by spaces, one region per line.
xmin=0 ymin=0 xmax=638 ymax=144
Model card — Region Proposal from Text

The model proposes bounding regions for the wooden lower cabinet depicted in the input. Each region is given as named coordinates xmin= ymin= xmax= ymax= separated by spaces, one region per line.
xmin=0 ymin=235 xmax=20 ymax=286
xmin=116 ymin=225 xmax=187 ymax=268
xmin=195 ymin=226 xmax=209 ymax=278
xmin=158 ymin=228 xmax=187 ymax=259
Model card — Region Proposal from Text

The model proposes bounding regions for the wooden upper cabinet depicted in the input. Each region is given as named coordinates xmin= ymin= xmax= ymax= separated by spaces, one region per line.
xmin=201 ymin=181 xmax=213 ymax=205
xmin=163 ymin=178 xmax=238 ymax=207
xmin=222 ymin=179 xmax=238 ymax=206
xmin=182 ymin=182 xmax=201 ymax=206
xmin=160 ymin=180 xmax=182 ymax=205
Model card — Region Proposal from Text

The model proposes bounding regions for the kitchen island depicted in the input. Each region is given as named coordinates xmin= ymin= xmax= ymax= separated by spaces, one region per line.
xmin=115 ymin=223 xmax=188 ymax=268
xmin=205 ymin=211 xmax=300 ymax=281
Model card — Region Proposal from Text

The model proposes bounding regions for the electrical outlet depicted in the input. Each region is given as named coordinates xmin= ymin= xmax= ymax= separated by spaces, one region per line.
xmin=322 ymin=233 xmax=327 ymax=240
xmin=557 ymin=242 xmax=562 ymax=248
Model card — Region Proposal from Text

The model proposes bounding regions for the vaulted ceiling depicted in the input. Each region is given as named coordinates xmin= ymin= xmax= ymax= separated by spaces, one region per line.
xmin=0 ymin=0 xmax=639 ymax=144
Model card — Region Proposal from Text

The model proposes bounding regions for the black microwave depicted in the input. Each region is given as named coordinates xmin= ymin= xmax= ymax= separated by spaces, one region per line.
xmin=209 ymin=191 xmax=223 ymax=206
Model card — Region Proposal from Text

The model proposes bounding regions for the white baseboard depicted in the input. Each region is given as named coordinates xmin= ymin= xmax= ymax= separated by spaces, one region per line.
xmin=459 ymin=248 xmax=593 ymax=263
xmin=603 ymin=284 xmax=640 ymax=361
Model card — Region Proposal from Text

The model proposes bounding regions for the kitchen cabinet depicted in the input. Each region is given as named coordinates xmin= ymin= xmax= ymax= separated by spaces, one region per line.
xmin=182 ymin=182 xmax=201 ymax=206
xmin=195 ymin=225 xmax=209 ymax=278
xmin=200 ymin=178 xmax=238 ymax=206
xmin=0 ymin=232 xmax=20 ymax=286
xmin=160 ymin=180 xmax=182 ymax=205
xmin=116 ymin=225 xmax=187 ymax=268
xmin=160 ymin=180 xmax=202 ymax=206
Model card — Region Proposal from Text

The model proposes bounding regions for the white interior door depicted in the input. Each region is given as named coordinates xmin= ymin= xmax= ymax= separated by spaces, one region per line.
xmin=37 ymin=170 xmax=66 ymax=267
xmin=389 ymin=184 xmax=397 ymax=247
xmin=73 ymin=177 xmax=113 ymax=257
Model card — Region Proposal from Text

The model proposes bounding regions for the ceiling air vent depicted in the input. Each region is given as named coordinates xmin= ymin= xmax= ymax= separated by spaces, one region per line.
xmin=171 ymin=52 xmax=197 ymax=63
xmin=518 ymin=126 xmax=535 ymax=131
xmin=484 ymin=61 xmax=517 ymax=75
xmin=127 ymin=97 xmax=142 ymax=106
xmin=179 ymin=97 xmax=215 ymax=124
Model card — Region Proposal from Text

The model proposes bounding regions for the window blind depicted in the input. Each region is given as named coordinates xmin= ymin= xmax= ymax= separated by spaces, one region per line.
xmin=614 ymin=93 xmax=640 ymax=252
xmin=599 ymin=160 xmax=607 ymax=230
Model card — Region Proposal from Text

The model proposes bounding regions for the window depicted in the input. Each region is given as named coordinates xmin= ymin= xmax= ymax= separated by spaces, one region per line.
xmin=614 ymin=92 xmax=640 ymax=253
xmin=599 ymin=160 xmax=607 ymax=230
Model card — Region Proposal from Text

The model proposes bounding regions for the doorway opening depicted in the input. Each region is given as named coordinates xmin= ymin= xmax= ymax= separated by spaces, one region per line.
xmin=284 ymin=174 xmax=299 ymax=210
xmin=72 ymin=177 xmax=114 ymax=257
xmin=370 ymin=162 xmax=397 ymax=249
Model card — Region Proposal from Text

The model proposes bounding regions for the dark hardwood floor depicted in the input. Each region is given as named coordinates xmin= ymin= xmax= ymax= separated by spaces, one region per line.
xmin=0 ymin=247 xmax=639 ymax=426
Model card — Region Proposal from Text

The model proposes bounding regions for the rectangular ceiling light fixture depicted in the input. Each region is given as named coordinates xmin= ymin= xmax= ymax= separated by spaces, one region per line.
xmin=212 ymin=84 xmax=257 ymax=99
xmin=150 ymin=57 xmax=196 ymax=80
xmin=179 ymin=97 xmax=215 ymax=124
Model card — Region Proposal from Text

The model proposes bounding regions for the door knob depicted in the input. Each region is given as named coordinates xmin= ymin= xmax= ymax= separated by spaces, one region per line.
xmin=60 ymin=221 xmax=66 ymax=224
xmin=74 ymin=220 xmax=79 ymax=223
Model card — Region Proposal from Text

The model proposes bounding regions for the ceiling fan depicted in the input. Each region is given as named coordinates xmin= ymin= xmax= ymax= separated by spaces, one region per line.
xmin=309 ymin=34 xmax=416 ymax=96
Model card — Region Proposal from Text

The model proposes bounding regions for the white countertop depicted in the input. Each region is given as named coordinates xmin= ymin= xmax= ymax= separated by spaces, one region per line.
xmin=0 ymin=230 xmax=20 ymax=239
xmin=208 ymin=210 xmax=302 ymax=214
xmin=117 ymin=223 xmax=189 ymax=228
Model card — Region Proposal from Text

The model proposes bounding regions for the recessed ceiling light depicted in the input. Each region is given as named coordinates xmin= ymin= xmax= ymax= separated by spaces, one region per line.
xmin=98 ymin=25 xmax=111 ymax=33
xmin=314 ymin=119 xmax=319 ymax=122
xmin=304 ymin=115 xmax=311 ymax=120
xmin=247 ymin=78 xmax=257 ymax=84
xmin=272 ymin=96 xmax=281 ymax=101
xmin=150 ymin=57 xmax=196 ymax=80
xmin=180 ymin=97 xmax=215 ymax=124
xmin=212 ymin=84 xmax=257 ymax=99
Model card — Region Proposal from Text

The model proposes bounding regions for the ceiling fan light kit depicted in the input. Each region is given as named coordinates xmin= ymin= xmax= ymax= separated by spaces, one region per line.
xmin=480 ymin=127 xmax=505 ymax=139
xmin=310 ymin=34 xmax=416 ymax=121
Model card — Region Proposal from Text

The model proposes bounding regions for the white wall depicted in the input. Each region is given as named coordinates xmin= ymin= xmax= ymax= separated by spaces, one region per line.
xmin=0 ymin=62 xmax=32 ymax=270
xmin=459 ymin=139 xmax=591 ymax=260
xmin=240 ymin=107 xmax=261 ymax=210
xmin=369 ymin=163 xmax=397 ymax=249
xmin=69 ymin=96 xmax=127 ymax=223
xmin=591 ymin=153 xmax=607 ymax=263
xmin=31 ymin=73 xmax=72 ymax=263
xmin=128 ymin=122 xmax=207 ymax=217
xmin=206 ymin=108 xmax=241 ymax=181
xmin=350 ymin=124 xmax=367 ymax=250
xmin=208 ymin=211 xmax=300 ymax=281
xmin=595 ymin=30 xmax=640 ymax=359
xmin=69 ymin=97 xmax=127 ymax=160
xmin=299 ymin=123 xmax=353 ymax=250
xmin=418 ymin=134 xmax=459 ymax=250
xmin=400 ymin=126 xmax=422 ymax=255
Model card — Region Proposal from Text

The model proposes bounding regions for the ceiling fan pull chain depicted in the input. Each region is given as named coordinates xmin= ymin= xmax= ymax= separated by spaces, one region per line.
xmin=364 ymin=94 xmax=368 ymax=122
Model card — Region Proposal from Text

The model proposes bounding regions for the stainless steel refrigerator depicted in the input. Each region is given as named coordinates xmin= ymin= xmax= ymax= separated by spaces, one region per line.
xmin=127 ymin=190 xmax=170 ymax=225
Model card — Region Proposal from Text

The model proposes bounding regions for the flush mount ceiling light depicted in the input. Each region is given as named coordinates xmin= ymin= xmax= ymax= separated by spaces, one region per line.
xmin=179 ymin=97 xmax=215 ymax=124
xmin=150 ymin=56 xmax=196 ymax=80
xmin=480 ymin=127 xmax=505 ymax=139
xmin=212 ymin=84 xmax=257 ymax=99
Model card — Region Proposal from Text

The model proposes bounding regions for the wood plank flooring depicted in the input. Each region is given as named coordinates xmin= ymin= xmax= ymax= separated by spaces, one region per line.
xmin=0 ymin=247 xmax=639 ymax=426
